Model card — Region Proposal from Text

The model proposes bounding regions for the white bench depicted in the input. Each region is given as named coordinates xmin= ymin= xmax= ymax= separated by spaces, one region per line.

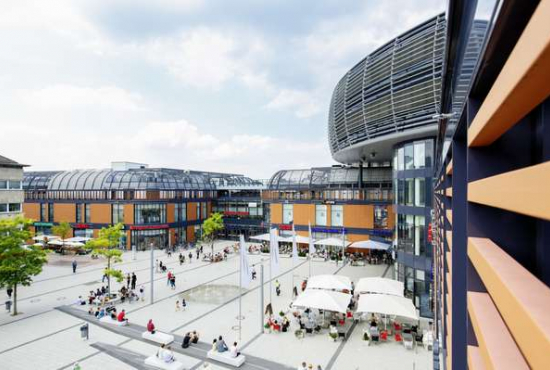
xmin=99 ymin=316 xmax=128 ymax=326
xmin=207 ymin=350 xmax=246 ymax=367
xmin=141 ymin=331 xmax=174 ymax=345
xmin=144 ymin=355 xmax=185 ymax=370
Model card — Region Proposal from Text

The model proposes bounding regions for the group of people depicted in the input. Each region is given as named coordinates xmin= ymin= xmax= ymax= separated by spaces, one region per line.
xmin=211 ymin=336 xmax=241 ymax=358
xmin=175 ymin=299 xmax=187 ymax=311
xmin=86 ymin=286 xmax=107 ymax=304
xmin=167 ymin=271 xmax=177 ymax=289
xmin=181 ymin=331 xmax=200 ymax=348
xmin=298 ymin=362 xmax=323 ymax=370
xmin=156 ymin=344 xmax=176 ymax=364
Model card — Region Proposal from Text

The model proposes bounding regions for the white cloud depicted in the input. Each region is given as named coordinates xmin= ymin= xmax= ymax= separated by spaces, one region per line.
xmin=265 ymin=89 xmax=321 ymax=118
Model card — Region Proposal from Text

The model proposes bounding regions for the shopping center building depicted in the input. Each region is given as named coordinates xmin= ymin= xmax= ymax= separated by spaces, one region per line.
xmin=327 ymin=14 xmax=446 ymax=318
xmin=433 ymin=0 xmax=550 ymax=368
xmin=264 ymin=166 xmax=394 ymax=245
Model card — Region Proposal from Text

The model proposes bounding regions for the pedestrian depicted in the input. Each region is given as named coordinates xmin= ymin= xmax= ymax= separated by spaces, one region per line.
xmin=179 ymin=253 xmax=183 ymax=265
xmin=5 ymin=299 xmax=12 ymax=313
xmin=156 ymin=259 xmax=159 ymax=273
xmin=275 ymin=279 xmax=281 ymax=296
xmin=188 ymin=252 xmax=192 ymax=263
xmin=196 ymin=249 xmax=200 ymax=260
xmin=139 ymin=285 xmax=145 ymax=301
xmin=6 ymin=286 xmax=13 ymax=299
xmin=182 ymin=298 xmax=187 ymax=310
xmin=131 ymin=272 xmax=137 ymax=290
xmin=72 ymin=362 xmax=81 ymax=370
xmin=170 ymin=275 xmax=176 ymax=290
xmin=167 ymin=271 xmax=172 ymax=286
xmin=200 ymin=246 xmax=203 ymax=254
xmin=126 ymin=273 xmax=131 ymax=288
xmin=72 ymin=259 xmax=77 ymax=273
xmin=298 ymin=362 xmax=307 ymax=370
xmin=102 ymin=270 xmax=108 ymax=283
xmin=175 ymin=300 xmax=181 ymax=311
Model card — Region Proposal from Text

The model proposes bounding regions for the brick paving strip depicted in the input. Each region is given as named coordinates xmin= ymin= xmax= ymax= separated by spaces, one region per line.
xmin=57 ymin=305 xmax=295 ymax=370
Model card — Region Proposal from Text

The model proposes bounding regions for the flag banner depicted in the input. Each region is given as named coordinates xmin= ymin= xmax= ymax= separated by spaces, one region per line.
xmin=308 ymin=222 xmax=315 ymax=256
xmin=270 ymin=228 xmax=280 ymax=274
xmin=292 ymin=224 xmax=299 ymax=266
xmin=239 ymin=235 xmax=252 ymax=288
xmin=341 ymin=228 xmax=346 ymax=252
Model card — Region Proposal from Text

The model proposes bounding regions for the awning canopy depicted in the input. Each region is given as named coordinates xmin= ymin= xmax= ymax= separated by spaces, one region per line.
xmin=307 ymin=274 xmax=352 ymax=292
xmin=65 ymin=237 xmax=93 ymax=243
xmin=250 ymin=233 xmax=271 ymax=242
xmin=278 ymin=234 xmax=311 ymax=244
xmin=314 ymin=237 xmax=350 ymax=247
xmin=356 ymin=293 xmax=418 ymax=320
xmin=292 ymin=289 xmax=351 ymax=314
xmin=47 ymin=239 xmax=65 ymax=246
xmin=349 ymin=240 xmax=391 ymax=250
xmin=355 ymin=277 xmax=404 ymax=297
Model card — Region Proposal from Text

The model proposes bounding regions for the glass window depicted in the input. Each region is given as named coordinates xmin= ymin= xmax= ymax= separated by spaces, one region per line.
xmin=202 ymin=203 xmax=207 ymax=219
xmin=416 ymin=269 xmax=425 ymax=281
xmin=0 ymin=204 xmax=6 ymax=213
xmin=415 ymin=178 xmax=425 ymax=207
xmin=0 ymin=180 xmax=6 ymax=189
xmin=40 ymin=203 xmax=46 ymax=222
xmin=374 ymin=205 xmax=388 ymax=229
xmin=315 ymin=205 xmax=327 ymax=226
xmin=135 ymin=204 xmax=166 ymax=224
xmin=9 ymin=203 xmax=21 ymax=212
xmin=404 ymin=144 xmax=414 ymax=170
xmin=406 ymin=179 xmax=414 ymax=206
xmin=112 ymin=204 xmax=124 ymax=224
xmin=415 ymin=216 xmax=426 ymax=256
xmin=331 ymin=205 xmax=343 ymax=227
xmin=283 ymin=204 xmax=293 ymax=224
xmin=397 ymin=147 xmax=404 ymax=171
xmin=405 ymin=215 xmax=414 ymax=254
xmin=76 ymin=204 xmax=82 ymax=223
xmin=48 ymin=203 xmax=54 ymax=222
xmin=398 ymin=179 xmax=404 ymax=205
xmin=84 ymin=204 xmax=90 ymax=223
xmin=413 ymin=141 xmax=426 ymax=169
xmin=425 ymin=139 xmax=434 ymax=168
xmin=196 ymin=204 xmax=200 ymax=219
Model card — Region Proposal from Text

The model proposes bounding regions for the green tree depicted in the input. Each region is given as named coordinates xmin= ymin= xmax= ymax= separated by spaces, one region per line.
xmin=51 ymin=221 xmax=71 ymax=254
xmin=201 ymin=212 xmax=224 ymax=257
xmin=85 ymin=223 xmax=125 ymax=296
xmin=0 ymin=216 xmax=48 ymax=315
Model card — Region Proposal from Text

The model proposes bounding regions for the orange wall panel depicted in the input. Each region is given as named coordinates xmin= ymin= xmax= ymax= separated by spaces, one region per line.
xmin=187 ymin=202 xmax=198 ymax=221
xmin=343 ymin=204 xmax=374 ymax=229
xmin=387 ymin=205 xmax=395 ymax=229
xmin=271 ymin=203 xmax=282 ymax=224
xmin=167 ymin=203 xmax=175 ymax=223
xmin=23 ymin=203 xmax=40 ymax=221
xmin=54 ymin=203 xmax=76 ymax=223
xmin=187 ymin=226 xmax=194 ymax=242
xmin=90 ymin=204 xmax=111 ymax=224
xmin=294 ymin=204 xmax=315 ymax=225
xmin=124 ymin=204 xmax=134 ymax=224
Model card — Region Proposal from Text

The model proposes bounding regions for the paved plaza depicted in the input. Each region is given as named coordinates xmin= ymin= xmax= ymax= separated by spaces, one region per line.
xmin=0 ymin=241 xmax=432 ymax=370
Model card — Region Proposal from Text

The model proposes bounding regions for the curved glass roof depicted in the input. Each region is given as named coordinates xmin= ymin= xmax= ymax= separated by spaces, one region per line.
xmin=24 ymin=169 xmax=215 ymax=191
xmin=267 ymin=167 xmax=392 ymax=190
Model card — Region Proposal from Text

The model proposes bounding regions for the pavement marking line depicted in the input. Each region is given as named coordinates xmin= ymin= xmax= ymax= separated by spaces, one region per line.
xmin=0 ymin=322 xmax=82 ymax=355
xmin=55 ymin=350 xmax=102 ymax=370
xmin=88 ymin=341 xmax=148 ymax=370
xmin=382 ymin=263 xmax=392 ymax=278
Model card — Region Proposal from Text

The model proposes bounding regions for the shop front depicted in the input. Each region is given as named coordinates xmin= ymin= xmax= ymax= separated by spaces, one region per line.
xmin=130 ymin=225 xmax=169 ymax=251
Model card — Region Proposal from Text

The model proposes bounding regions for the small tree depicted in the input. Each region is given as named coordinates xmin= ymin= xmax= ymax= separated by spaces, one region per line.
xmin=0 ymin=216 xmax=48 ymax=315
xmin=202 ymin=212 xmax=224 ymax=257
xmin=52 ymin=221 xmax=71 ymax=254
xmin=85 ymin=223 xmax=125 ymax=296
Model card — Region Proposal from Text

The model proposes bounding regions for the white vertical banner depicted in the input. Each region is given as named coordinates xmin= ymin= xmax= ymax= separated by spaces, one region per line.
xmin=270 ymin=228 xmax=280 ymax=274
xmin=341 ymin=228 xmax=346 ymax=255
xmin=308 ymin=222 xmax=315 ymax=256
xmin=292 ymin=224 xmax=299 ymax=266
xmin=239 ymin=235 xmax=252 ymax=288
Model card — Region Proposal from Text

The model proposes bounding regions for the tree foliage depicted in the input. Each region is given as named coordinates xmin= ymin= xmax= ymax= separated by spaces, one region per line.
xmin=85 ymin=223 xmax=125 ymax=293
xmin=202 ymin=212 xmax=224 ymax=244
xmin=52 ymin=221 xmax=71 ymax=241
xmin=0 ymin=216 xmax=48 ymax=315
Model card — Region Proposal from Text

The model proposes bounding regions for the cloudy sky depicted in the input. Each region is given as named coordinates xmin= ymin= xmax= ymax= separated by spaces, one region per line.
xmin=0 ymin=0 xmax=445 ymax=178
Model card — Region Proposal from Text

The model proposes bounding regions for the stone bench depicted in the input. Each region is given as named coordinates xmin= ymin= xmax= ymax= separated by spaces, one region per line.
xmin=207 ymin=350 xmax=246 ymax=367
xmin=141 ymin=331 xmax=174 ymax=345
xmin=99 ymin=316 xmax=128 ymax=326
xmin=144 ymin=355 xmax=185 ymax=370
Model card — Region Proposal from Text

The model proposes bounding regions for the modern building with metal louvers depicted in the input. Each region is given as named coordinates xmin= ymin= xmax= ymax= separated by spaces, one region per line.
xmin=328 ymin=14 xmax=446 ymax=164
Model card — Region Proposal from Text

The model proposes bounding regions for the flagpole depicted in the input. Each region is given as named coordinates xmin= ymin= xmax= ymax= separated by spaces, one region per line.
xmin=269 ymin=229 xmax=273 ymax=305
xmin=239 ymin=235 xmax=242 ymax=342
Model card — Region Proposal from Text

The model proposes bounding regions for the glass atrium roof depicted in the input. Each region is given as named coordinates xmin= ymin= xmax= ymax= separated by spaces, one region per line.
xmin=267 ymin=167 xmax=392 ymax=190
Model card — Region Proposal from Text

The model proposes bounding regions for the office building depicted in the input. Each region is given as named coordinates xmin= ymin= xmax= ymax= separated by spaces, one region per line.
xmin=0 ymin=155 xmax=26 ymax=220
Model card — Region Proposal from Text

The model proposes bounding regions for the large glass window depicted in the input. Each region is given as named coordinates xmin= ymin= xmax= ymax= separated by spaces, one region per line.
xmin=415 ymin=216 xmax=425 ymax=256
xmin=398 ymin=179 xmax=405 ymax=204
xmin=404 ymin=144 xmax=414 ymax=170
xmin=331 ymin=205 xmax=343 ymax=227
xmin=202 ymin=203 xmax=207 ymax=219
xmin=76 ymin=204 xmax=82 ymax=223
xmin=84 ymin=204 xmax=90 ymax=223
xmin=8 ymin=180 xmax=22 ymax=189
xmin=112 ymin=204 xmax=124 ymax=224
xmin=0 ymin=204 xmax=6 ymax=213
xmin=374 ymin=205 xmax=388 ymax=228
xmin=196 ymin=204 xmax=200 ymax=220
xmin=405 ymin=215 xmax=414 ymax=254
xmin=48 ymin=203 xmax=54 ymax=222
xmin=414 ymin=141 xmax=426 ymax=169
xmin=405 ymin=179 xmax=414 ymax=206
xmin=40 ymin=203 xmax=46 ymax=222
xmin=175 ymin=203 xmax=187 ymax=222
xmin=8 ymin=203 xmax=21 ymax=212
xmin=283 ymin=204 xmax=293 ymax=224
xmin=425 ymin=139 xmax=434 ymax=168
xmin=397 ymin=147 xmax=404 ymax=171
xmin=0 ymin=181 xmax=6 ymax=189
xmin=315 ymin=205 xmax=327 ymax=226
xmin=135 ymin=204 xmax=166 ymax=224
xmin=415 ymin=178 xmax=425 ymax=207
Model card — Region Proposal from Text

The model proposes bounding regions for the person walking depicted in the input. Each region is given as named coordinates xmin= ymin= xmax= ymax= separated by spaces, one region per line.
xmin=179 ymin=253 xmax=184 ymax=265
xmin=167 ymin=271 xmax=172 ymax=286
xmin=139 ymin=285 xmax=145 ymax=301
xmin=102 ymin=269 xmax=108 ymax=283
xmin=126 ymin=273 xmax=131 ymax=289
xmin=131 ymin=272 xmax=137 ymax=290
xmin=275 ymin=279 xmax=281 ymax=296
xmin=170 ymin=275 xmax=176 ymax=290
xmin=6 ymin=286 xmax=13 ymax=299
xmin=72 ymin=259 xmax=77 ymax=273
xmin=196 ymin=249 xmax=200 ymax=260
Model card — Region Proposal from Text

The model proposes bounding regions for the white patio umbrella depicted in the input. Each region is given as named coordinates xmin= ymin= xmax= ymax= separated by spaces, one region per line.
xmin=47 ymin=239 xmax=65 ymax=246
xmin=278 ymin=234 xmax=311 ymax=244
xmin=356 ymin=293 xmax=418 ymax=320
xmin=350 ymin=240 xmax=391 ymax=251
xmin=64 ymin=241 xmax=86 ymax=248
xmin=314 ymin=237 xmax=351 ymax=248
xmin=33 ymin=235 xmax=59 ymax=242
xmin=65 ymin=237 xmax=92 ymax=243
xmin=355 ymin=277 xmax=404 ymax=297
xmin=292 ymin=289 xmax=351 ymax=314
xmin=307 ymin=274 xmax=352 ymax=292
xmin=250 ymin=233 xmax=271 ymax=242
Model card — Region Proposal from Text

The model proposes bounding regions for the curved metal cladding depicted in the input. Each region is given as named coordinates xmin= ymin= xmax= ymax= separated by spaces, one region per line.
xmin=328 ymin=14 xmax=446 ymax=162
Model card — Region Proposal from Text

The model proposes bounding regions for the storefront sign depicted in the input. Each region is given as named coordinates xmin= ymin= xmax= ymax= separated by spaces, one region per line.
xmin=223 ymin=211 xmax=249 ymax=216
xmin=278 ymin=224 xmax=292 ymax=231
xmin=34 ymin=222 xmax=53 ymax=227
xmin=427 ymin=223 xmax=433 ymax=243
xmin=130 ymin=224 xmax=169 ymax=230
xmin=311 ymin=227 xmax=347 ymax=234
xmin=73 ymin=223 xmax=90 ymax=229
xmin=248 ymin=202 xmax=257 ymax=208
